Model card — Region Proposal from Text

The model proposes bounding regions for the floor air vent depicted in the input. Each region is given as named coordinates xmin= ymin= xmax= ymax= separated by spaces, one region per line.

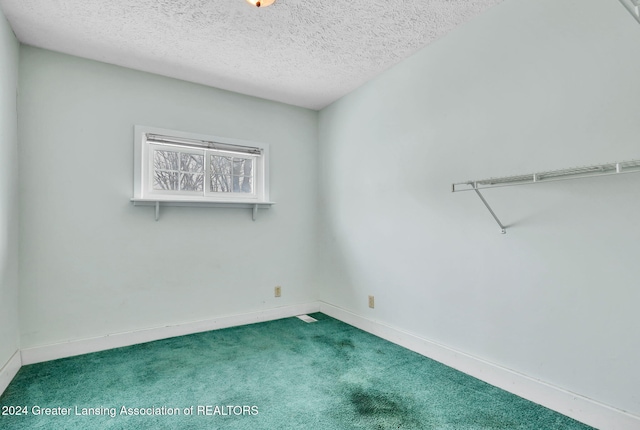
xmin=296 ymin=314 xmax=318 ymax=323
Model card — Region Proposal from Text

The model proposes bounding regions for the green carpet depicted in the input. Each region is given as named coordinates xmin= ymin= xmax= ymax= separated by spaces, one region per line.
xmin=0 ymin=313 xmax=593 ymax=429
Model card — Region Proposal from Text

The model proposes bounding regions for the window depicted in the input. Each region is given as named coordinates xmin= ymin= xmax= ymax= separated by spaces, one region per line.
xmin=133 ymin=126 xmax=270 ymax=205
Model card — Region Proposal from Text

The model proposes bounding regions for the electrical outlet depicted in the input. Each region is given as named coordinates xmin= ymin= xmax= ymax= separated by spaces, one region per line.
xmin=368 ymin=295 xmax=375 ymax=309
xmin=275 ymin=286 xmax=281 ymax=297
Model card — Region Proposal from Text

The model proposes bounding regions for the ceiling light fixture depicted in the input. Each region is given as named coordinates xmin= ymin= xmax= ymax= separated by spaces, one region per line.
xmin=246 ymin=0 xmax=275 ymax=7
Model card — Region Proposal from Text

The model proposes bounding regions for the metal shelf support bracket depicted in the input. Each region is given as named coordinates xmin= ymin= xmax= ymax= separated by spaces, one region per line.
xmin=472 ymin=186 xmax=506 ymax=234
xmin=619 ymin=0 xmax=640 ymax=24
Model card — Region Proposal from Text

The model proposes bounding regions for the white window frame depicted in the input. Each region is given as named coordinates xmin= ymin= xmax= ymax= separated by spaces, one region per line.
xmin=133 ymin=126 xmax=270 ymax=205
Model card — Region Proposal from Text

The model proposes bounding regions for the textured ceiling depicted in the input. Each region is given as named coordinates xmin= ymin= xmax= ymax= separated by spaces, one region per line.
xmin=0 ymin=0 xmax=504 ymax=110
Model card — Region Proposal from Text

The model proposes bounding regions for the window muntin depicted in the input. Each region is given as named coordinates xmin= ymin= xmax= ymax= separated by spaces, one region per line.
xmin=151 ymin=145 xmax=205 ymax=193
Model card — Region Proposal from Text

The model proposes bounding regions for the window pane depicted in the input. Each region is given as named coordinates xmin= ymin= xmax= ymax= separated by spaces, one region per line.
xmin=232 ymin=176 xmax=253 ymax=193
xmin=181 ymin=153 xmax=204 ymax=173
xmin=233 ymin=158 xmax=253 ymax=177
xmin=210 ymin=174 xmax=231 ymax=192
xmin=211 ymin=155 xmax=232 ymax=176
xmin=154 ymin=150 xmax=179 ymax=171
xmin=180 ymin=173 xmax=204 ymax=192
xmin=153 ymin=171 xmax=179 ymax=190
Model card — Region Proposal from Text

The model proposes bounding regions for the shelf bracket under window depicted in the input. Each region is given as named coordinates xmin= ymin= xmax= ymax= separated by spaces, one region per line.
xmin=131 ymin=199 xmax=275 ymax=221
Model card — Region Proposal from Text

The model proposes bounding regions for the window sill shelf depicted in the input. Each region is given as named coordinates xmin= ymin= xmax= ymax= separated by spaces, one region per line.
xmin=131 ymin=198 xmax=275 ymax=221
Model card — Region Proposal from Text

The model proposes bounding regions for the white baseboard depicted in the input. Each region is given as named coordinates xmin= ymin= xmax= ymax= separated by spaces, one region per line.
xmin=319 ymin=302 xmax=640 ymax=430
xmin=21 ymin=302 xmax=320 ymax=366
xmin=0 ymin=350 xmax=22 ymax=397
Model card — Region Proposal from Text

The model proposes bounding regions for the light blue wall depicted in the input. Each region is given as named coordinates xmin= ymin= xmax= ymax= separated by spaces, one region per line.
xmin=18 ymin=47 xmax=319 ymax=348
xmin=0 ymin=6 xmax=19 ymax=370
xmin=319 ymin=0 xmax=640 ymax=416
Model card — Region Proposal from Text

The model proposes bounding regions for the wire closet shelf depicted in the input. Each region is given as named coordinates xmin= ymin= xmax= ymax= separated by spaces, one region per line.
xmin=452 ymin=158 xmax=640 ymax=234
